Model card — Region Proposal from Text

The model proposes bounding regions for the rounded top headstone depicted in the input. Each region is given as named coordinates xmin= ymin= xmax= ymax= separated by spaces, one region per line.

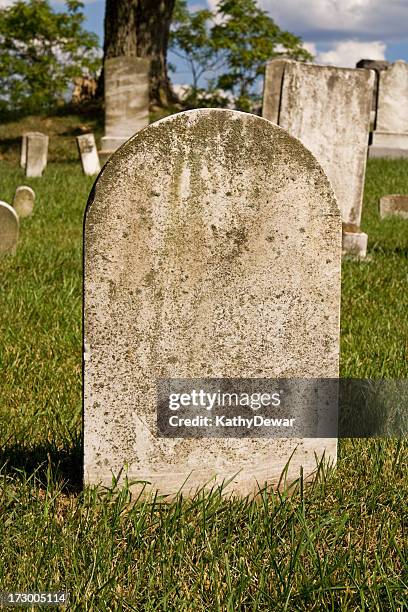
xmin=85 ymin=108 xmax=341 ymax=379
xmin=0 ymin=201 xmax=19 ymax=255
xmin=88 ymin=108 xmax=340 ymax=221
xmin=13 ymin=185 xmax=35 ymax=218
xmin=84 ymin=109 xmax=342 ymax=495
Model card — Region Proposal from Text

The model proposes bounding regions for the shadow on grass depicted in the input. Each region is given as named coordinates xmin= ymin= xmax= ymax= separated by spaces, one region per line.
xmin=0 ymin=439 xmax=83 ymax=493
xmin=369 ymin=245 xmax=408 ymax=256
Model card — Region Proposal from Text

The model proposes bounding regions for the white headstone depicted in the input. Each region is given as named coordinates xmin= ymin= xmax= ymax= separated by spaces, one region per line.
xmin=100 ymin=56 xmax=150 ymax=154
xmin=84 ymin=109 xmax=341 ymax=497
xmin=371 ymin=61 xmax=408 ymax=158
xmin=76 ymin=133 xmax=101 ymax=176
xmin=13 ymin=185 xmax=35 ymax=218
xmin=25 ymin=132 xmax=48 ymax=178
xmin=0 ymin=201 xmax=19 ymax=255
xmin=263 ymin=59 xmax=374 ymax=257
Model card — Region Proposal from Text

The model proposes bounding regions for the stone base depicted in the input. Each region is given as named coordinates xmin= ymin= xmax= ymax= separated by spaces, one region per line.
xmin=369 ymin=131 xmax=408 ymax=158
xmin=100 ymin=136 xmax=129 ymax=154
xmin=369 ymin=145 xmax=408 ymax=159
xmin=342 ymin=231 xmax=368 ymax=257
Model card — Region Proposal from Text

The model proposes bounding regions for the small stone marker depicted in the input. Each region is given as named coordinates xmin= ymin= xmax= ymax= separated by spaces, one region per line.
xmin=13 ymin=185 xmax=35 ymax=218
xmin=25 ymin=132 xmax=48 ymax=178
xmin=84 ymin=109 xmax=342 ymax=497
xmin=263 ymin=59 xmax=374 ymax=257
xmin=379 ymin=194 xmax=408 ymax=219
xmin=370 ymin=61 xmax=408 ymax=158
xmin=100 ymin=56 xmax=150 ymax=154
xmin=76 ymin=133 xmax=101 ymax=176
xmin=0 ymin=201 xmax=19 ymax=255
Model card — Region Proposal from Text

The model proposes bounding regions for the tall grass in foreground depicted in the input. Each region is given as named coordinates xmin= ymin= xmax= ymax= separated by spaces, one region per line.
xmin=0 ymin=159 xmax=407 ymax=609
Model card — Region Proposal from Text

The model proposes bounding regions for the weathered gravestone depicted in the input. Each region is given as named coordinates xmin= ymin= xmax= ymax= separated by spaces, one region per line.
xmin=0 ymin=201 xmax=19 ymax=255
xmin=263 ymin=59 xmax=374 ymax=257
xmin=100 ymin=56 xmax=150 ymax=154
xmin=76 ymin=133 xmax=101 ymax=176
xmin=13 ymin=186 xmax=35 ymax=218
xmin=84 ymin=109 xmax=341 ymax=497
xmin=370 ymin=60 xmax=408 ymax=158
xmin=379 ymin=194 xmax=408 ymax=219
xmin=25 ymin=132 xmax=48 ymax=178
xmin=356 ymin=59 xmax=390 ymax=128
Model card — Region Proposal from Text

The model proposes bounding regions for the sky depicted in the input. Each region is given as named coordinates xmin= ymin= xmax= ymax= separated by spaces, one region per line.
xmin=2 ymin=0 xmax=408 ymax=84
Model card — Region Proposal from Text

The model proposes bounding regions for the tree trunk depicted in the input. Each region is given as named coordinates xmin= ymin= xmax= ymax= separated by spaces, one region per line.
xmin=102 ymin=0 xmax=177 ymax=107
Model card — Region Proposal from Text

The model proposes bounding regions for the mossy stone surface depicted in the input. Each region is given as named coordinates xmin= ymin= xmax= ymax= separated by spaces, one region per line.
xmin=84 ymin=109 xmax=341 ymax=497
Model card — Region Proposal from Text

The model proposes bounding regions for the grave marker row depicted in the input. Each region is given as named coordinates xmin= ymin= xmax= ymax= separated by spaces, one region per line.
xmin=20 ymin=132 xmax=101 ymax=178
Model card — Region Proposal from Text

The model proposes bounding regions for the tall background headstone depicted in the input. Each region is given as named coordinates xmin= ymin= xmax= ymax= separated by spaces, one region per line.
xmin=263 ymin=59 xmax=374 ymax=257
xmin=370 ymin=60 xmax=408 ymax=158
xmin=84 ymin=109 xmax=341 ymax=497
xmin=0 ymin=201 xmax=19 ymax=255
xmin=356 ymin=59 xmax=390 ymax=130
xmin=25 ymin=132 xmax=48 ymax=178
xmin=100 ymin=56 xmax=150 ymax=154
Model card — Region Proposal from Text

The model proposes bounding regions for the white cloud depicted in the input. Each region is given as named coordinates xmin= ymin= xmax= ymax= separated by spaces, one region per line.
xmin=0 ymin=0 xmax=100 ymax=5
xmin=316 ymin=40 xmax=386 ymax=67
xmin=302 ymin=41 xmax=318 ymax=56
xmin=257 ymin=0 xmax=408 ymax=42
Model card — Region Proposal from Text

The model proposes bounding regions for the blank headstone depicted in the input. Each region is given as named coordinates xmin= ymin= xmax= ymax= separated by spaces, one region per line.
xmin=13 ymin=185 xmax=35 ymax=218
xmin=21 ymin=131 xmax=46 ymax=170
xmin=263 ymin=59 xmax=374 ymax=257
xmin=379 ymin=194 xmax=408 ymax=219
xmin=100 ymin=56 xmax=150 ymax=154
xmin=76 ymin=133 xmax=101 ymax=176
xmin=25 ymin=132 xmax=48 ymax=178
xmin=356 ymin=59 xmax=390 ymax=126
xmin=370 ymin=61 xmax=408 ymax=158
xmin=0 ymin=201 xmax=19 ymax=255
xmin=84 ymin=109 xmax=341 ymax=497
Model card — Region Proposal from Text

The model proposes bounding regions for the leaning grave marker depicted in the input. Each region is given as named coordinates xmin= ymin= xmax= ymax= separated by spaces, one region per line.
xmin=84 ymin=109 xmax=341 ymax=497
xmin=263 ymin=59 xmax=374 ymax=257
xmin=0 ymin=201 xmax=19 ymax=255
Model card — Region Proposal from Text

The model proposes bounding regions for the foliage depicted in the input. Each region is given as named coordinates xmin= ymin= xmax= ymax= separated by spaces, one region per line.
xmin=170 ymin=0 xmax=312 ymax=111
xmin=0 ymin=0 xmax=100 ymax=114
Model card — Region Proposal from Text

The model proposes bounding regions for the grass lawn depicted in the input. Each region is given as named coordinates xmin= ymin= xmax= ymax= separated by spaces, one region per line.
xmin=0 ymin=148 xmax=407 ymax=609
